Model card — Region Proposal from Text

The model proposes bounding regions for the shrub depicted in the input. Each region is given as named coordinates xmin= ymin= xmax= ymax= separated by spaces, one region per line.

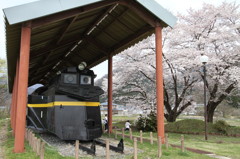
xmin=136 ymin=111 xmax=157 ymax=132
xmin=135 ymin=114 xmax=146 ymax=130
xmin=213 ymin=120 xmax=230 ymax=134
xmin=165 ymin=119 xmax=216 ymax=133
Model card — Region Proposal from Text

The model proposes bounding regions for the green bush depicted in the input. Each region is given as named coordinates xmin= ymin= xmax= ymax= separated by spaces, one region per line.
xmin=165 ymin=119 xmax=240 ymax=135
xmin=165 ymin=119 xmax=207 ymax=133
xmin=213 ymin=120 xmax=229 ymax=134
xmin=135 ymin=114 xmax=146 ymax=130
xmin=165 ymin=119 xmax=220 ymax=134
xmin=226 ymin=126 xmax=240 ymax=135
xmin=136 ymin=111 xmax=157 ymax=132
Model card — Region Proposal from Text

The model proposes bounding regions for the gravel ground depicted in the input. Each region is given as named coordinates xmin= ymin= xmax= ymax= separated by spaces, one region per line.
xmin=40 ymin=133 xmax=138 ymax=158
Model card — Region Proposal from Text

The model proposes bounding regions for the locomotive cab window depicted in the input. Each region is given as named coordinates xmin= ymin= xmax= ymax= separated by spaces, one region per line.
xmin=80 ymin=75 xmax=92 ymax=85
xmin=62 ymin=73 xmax=78 ymax=84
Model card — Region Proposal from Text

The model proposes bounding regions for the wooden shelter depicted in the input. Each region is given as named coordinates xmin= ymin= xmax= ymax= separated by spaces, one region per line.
xmin=3 ymin=0 xmax=176 ymax=153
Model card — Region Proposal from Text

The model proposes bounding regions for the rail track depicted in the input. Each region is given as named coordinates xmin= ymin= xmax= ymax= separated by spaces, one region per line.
xmin=75 ymin=138 xmax=124 ymax=155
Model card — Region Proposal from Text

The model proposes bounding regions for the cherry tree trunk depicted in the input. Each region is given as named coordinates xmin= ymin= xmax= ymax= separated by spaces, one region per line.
xmin=165 ymin=113 xmax=177 ymax=122
xmin=207 ymin=106 xmax=215 ymax=123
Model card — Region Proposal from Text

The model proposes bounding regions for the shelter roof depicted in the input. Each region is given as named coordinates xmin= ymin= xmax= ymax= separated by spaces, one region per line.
xmin=3 ymin=0 xmax=177 ymax=92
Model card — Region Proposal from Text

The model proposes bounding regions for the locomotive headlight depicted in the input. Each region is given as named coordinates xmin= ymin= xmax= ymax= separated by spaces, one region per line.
xmin=63 ymin=74 xmax=77 ymax=84
xmin=78 ymin=62 xmax=87 ymax=70
xmin=80 ymin=75 xmax=91 ymax=85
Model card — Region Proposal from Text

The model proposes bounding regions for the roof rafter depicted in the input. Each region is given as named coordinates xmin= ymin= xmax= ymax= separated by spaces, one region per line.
xmin=40 ymin=4 xmax=120 ymax=82
xmin=56 ymin=16 xmax=78 ymax=45
xmin=32 ymin=15 xmax=79 ymax=77
xmin=30 ymin=38 xmax=78 ymax=59
xmin=88 ymin=25 xmax=153 ymax=68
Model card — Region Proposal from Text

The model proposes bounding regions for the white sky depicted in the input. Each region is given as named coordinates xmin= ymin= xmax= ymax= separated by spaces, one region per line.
xmin=0 ymin=0 xmax=239 ymax=79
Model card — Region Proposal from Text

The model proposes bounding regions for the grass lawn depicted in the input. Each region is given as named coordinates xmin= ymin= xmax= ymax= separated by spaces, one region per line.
xmin=178 ymin=115 xmax=240 ymax=127
xmin=1 ymin=117 xmax=212 ymax=159
xmin=114 ymin=130 xmax=240 ymax=159
xmin=112 ymin=116 xmax=240 ymax=159
xmin=2 ymin=115 xmax=240 ymax=159
xmin=1 ymin=119 xmax=75 ymax=159
xmin=105 ymin=133 xmax=213 ymax=159
xmin=167 ymin=133 xmax=240 ymax=159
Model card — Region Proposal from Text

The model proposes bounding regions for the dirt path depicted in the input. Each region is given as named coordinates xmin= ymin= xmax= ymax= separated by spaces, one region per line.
xmin=0 ymin=119 xmax=8 ymax=159
xmin=170 ymin=144 xmax=231 ymax=159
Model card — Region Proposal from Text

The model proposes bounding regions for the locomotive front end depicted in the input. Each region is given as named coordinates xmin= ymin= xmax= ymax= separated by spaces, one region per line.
xmin=27 ymin=63 xmax=104 ymax=141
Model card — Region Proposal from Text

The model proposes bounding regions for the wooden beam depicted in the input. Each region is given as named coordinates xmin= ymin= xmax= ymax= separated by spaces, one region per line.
xmin=30 ymin=38 xmax=77 ymax=59
xmin=155 ymin=24 xmax=165 ymax=143
xmin=88 ymin=25 xmax=153 ymax=68
xmin=11 ymin=60 xmax=19 ymax=136
xmin=14 ymin=21 xmax=31 ymax=153
xmin=57 ymin=16 xmax=78 ymax=45
xmin=40 ymin=4 xmax=119 ymax=82
xmin=108 ymin=54 xmax=113 ymax=134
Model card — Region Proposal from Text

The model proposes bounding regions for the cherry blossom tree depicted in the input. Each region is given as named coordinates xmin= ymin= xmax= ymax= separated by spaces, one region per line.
xmin=100 ymin=2 xmax=240 ymax=122
xmin=103 ymin=33 xmax=199 ymax=122
xmin=170 ymin=2 xmax=240 ymax=122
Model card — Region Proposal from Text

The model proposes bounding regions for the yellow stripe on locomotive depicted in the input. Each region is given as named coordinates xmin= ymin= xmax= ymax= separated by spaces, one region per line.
xmin=27 ymin=101 xmax=100 ymax=107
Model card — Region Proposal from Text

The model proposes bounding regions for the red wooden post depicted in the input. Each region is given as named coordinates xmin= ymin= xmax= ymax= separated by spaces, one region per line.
xmin=10 ymin=78 xmax=15 ymax=129
xmin=14 ymin=21 xmax=31 ymax=153
xmin=10 ymin=73 xmax=16 ymax=130
xmin=108 ymin=54 xmax=113 ymax=133
xmin=11 ymin=60 xmax=19 ymax=136
xmin=155 ymin=23 xmax=165 ymax=143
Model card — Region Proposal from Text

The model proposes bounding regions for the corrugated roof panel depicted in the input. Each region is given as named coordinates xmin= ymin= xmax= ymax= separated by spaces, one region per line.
xmin=85 ymin=43 xmax=104 ymax=56
xmin=3 ymin=0 xmax=104 ymax=25
xmin=124 ymin=10 xmax=147 ymax=28
xmin=136 ymin=0 xmax=177 ymax=27
xmin=4 ymin=0 xmax=176 ymax=26
xmin=105 ymin=21 xmax=131 ymax=40
xmin=95 ymin=31 xmax=117 ymax=47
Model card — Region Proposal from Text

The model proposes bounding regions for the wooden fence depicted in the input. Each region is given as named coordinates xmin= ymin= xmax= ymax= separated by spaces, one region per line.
xmin=25 ymin=129 xmax=45 ymax=159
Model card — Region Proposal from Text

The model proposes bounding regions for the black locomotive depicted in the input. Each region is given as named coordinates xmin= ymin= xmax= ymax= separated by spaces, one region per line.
xmin=27 ymin=62 xmax=104 ymax=141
